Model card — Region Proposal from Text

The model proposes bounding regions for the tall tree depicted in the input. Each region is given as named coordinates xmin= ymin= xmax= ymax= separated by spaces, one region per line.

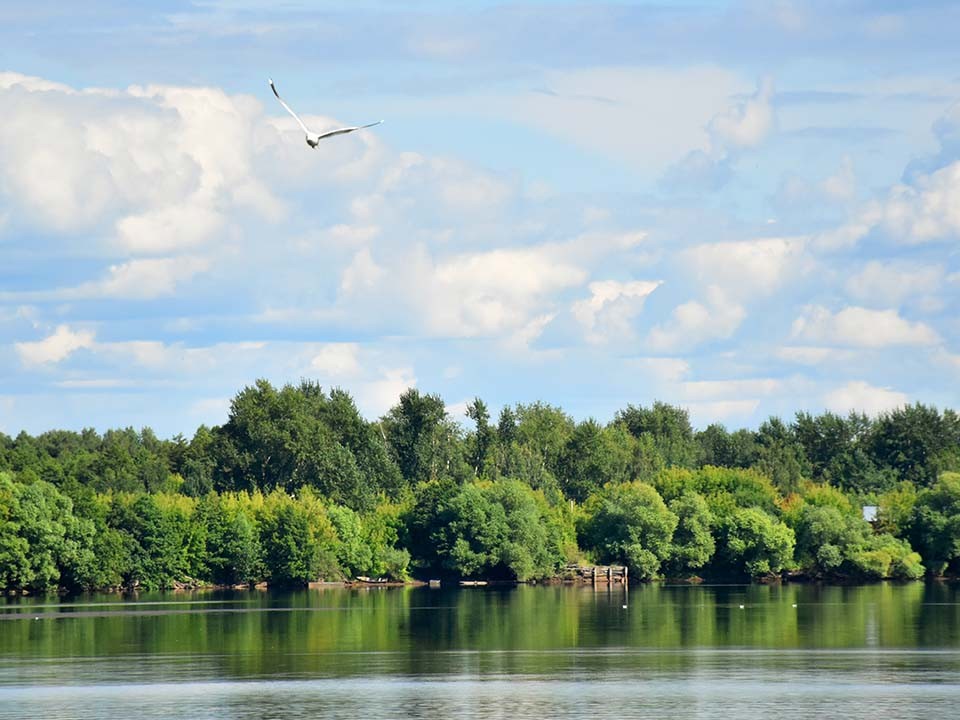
xmin=615 ymin=401 xmax=697 ymax=469
xmin=382 ymin=389 xmax=468 ymax=484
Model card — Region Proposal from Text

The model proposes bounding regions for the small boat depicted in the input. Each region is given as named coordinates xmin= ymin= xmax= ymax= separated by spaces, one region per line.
xmin=459 ymin=580 xmax=488 ymax=587
xmin=355 ymin=576 xmax=389 ymax=584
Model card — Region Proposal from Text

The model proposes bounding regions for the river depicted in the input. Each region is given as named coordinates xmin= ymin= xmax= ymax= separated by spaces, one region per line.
xmin=1 ymin=583 xmax=959 ymax=718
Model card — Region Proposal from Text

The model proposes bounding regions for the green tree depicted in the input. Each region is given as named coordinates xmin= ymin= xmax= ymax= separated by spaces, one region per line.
xmin=465 ymin=398 xmax=494 ymax=477
xmin=580 ymin=481 xmax=678 ymax=579
xmin=907 ymin=472 xmax=960 ymax=575
xmin=382 ymin=389 xmax=468 ymax=484
xmin=753 ymin=417 xmax=809 ymax=494
xmin=665 ymin=491 xmax=715 ymax=576
xmin=718 ymin=507 xmax=795 ymax=578
xmin=556 ymin=420 xmax=631 ymax=502
xmin=404 ymin=480 xmax=569 ymax=581
xmin=869 ymin=404 xmax=960 ymax=486
xmin=615 ymin=401 xmax=697 ymax=468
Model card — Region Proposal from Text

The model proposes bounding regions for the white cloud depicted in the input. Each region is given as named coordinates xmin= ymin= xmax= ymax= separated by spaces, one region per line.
xmin=664 ymin=76 xmax=776 ymax=191
xmin=406 ymin=243 xmax=587 ymax=338
xmin=812 ymin=210 xmax=878 ymax=251
xmin=822 ymin=156 xmax=857 ymax=203
xmin=326 ymin=224 xmax=381 ymax=247
xmin=97 ymin=257 xmax=211 ymax=299
xmin=648 ymin=286 xmax=746 ymax=352
xmin=355 ymin=367 xmax=416 ymax=417
xmin=845 ymin=261 xmax=943 ymax=308
xmin=55 ymin=379 xmax=136 ymax=389
xmin=353 ymin=151 xmax=513 ymax=225
xmin=445 ymin=400 xmax=470 ymax=422
xmin=791 ymin=305 xmax=940 ymax=347
xmin=310 ymin=343 xmax=361 ymax=377
xmin=188 ymin=397 xmax=232 ymax=426
xmin=115 ymin=202 xmax=225 ymax=254
xmin=813 ymin=105 xmax=960 ymax=248
xmin=678 ymin=378 xmax=780 ymax=425
xmin=824 ymin=380 xmax=908 ymax=416
xmin=0 ymin=74 xmax=375 ymax=258
xmin=629 ymin=357 xmax=691 ymax=383
xmin=880 ymin=161 xmax=960 ymax=243
xmin=15 ymin=325 xmax=95 ymax=366
xmin=457 ymin=66 xmax=749 ymax=176
xmin=776 ymin=156 xmax=858 ymax=212
xmin=682 ymin=236 xmax=808 ymax=300
xmin=503 ymin=313 xmax=558 ymax=354
xmin=340 ymin=248 xmax=386 ymax=294
xmin=686 ymin=399 xmax=761 ymax=424
xmin=571 ymin=279 xmax=661 ymax=344
xmin=0 ymin=256 xmax=211 ymax=302
xmin=776 ymin=346 xmax=856 ymax=366
xmin=709 ymin=76 xmax=775 ymax=150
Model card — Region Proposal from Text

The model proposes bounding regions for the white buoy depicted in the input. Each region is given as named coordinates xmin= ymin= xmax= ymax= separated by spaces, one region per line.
xmin=739 ymin=604 xmax=745 ymax=609
xmin=622 ymin=604 xmax=628 ymax=609
xmin=792 ymin=603 xmax=797 ymax=608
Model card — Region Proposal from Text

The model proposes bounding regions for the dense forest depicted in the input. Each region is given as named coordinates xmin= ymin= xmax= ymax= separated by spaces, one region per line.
xmin=2 ymin=379 xmax=959 ymax=593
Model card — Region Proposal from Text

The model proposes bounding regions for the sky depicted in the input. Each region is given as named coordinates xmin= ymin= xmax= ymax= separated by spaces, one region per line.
xmin=1 ymin=0 xmax=960 ymax=437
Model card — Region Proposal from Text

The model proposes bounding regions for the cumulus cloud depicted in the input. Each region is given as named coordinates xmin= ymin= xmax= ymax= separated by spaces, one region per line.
xmin=776 ymin=346 xmax=857 ymax=366
xmin=824 ymin=380 xmax=908 ymax=416
xmin=791 ymin=306 xmax=940 ymax=347
xmin=880 ymin=161 xmax=960 ymax=243
xmin=677 ymin=377 xmax=782 ymax=424
xmin=340 ymin=248 xmax=386 ymax=294
xmin=571 ymin=279 xmax=661 ymax=344
xmin=15 ymin=325 xmax=95 ymax=366
xmin=845 ymin=261 xmax=943 ymax=309
xmin=424 ymin=245 xmax=585 ymax=336
xmin=355 ymin=367 xmax=417 ymax=417
xmin=663 ymin=76 xmax=776 ymax=192
xmin=629 ymin=357 xmax=691 ymax=383
xmin=685 ymin=399 xmax=761 ymax=423
xmin=709 ymin=76 xmax=776 ymax=150
xmin=509 ymin=66 xmax=747 ymax=175
xmin=774 ymin=156 xmax=857 ymax=213
xmin=310 ymin=343 xmax=361 ymax=377
xmin=0 ymin=72 xmax=378 ymax=269
xmin=815 ymin=104 xmax=960 ymax=248
xmin=680 ymin=378 xmax=782 ymax=401
xmin=647 ymin=286 xmax=746 ymax=352
xmin=337 ymin=231 xmax=647 ymax=342
xmin=682 ymin=236 xmax=808 ymax=300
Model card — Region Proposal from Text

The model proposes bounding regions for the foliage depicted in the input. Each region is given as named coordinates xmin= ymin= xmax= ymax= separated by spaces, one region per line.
xmin=717 ymin=507 xmax=795 ymax=578
xmin=4 ymin=385 xmax=960 ymax=591
xmin=615 ymin=401 xmax=698 ymax=469
xmin=405 ymin=479 xmax=570 ymax=581
xmin=579 ymin=482 xmax=678 ymax=579
xmin=907 ymin=472 xmax=960 ymax=575
xmin=665 ymin=491 xmax=715 ymax=576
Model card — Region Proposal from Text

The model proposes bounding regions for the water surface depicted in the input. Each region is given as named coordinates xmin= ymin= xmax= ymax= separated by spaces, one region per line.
xmin=2 ymin=583 xmax=958 ymax=718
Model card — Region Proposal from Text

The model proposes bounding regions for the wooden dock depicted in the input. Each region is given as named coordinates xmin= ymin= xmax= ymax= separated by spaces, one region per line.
xmin=563 ymin=564 xmax=629 ymax=584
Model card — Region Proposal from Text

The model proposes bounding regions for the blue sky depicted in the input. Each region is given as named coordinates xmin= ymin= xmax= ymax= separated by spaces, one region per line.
xmin=2 ymin=0 xmax=960 ymax=437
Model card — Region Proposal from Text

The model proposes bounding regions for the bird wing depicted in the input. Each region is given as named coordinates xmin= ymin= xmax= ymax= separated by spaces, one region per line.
xmin=269 ymin=79 xmax=312 ymax=135
xmin=315 ymin=120 xmax=383 ymax=141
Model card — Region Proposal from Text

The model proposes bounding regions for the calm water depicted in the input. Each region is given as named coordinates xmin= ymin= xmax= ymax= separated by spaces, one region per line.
xmin=1 ymin=583 xmax=959 ymax=719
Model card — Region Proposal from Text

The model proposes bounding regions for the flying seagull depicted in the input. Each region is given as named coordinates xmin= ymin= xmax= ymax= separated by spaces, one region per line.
xmin=269 ymin=79 xmax=382 ymax=148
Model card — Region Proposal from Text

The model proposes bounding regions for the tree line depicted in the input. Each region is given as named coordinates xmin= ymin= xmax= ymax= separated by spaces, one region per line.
xmin=1 ymin=379 xmax=958 ymax=593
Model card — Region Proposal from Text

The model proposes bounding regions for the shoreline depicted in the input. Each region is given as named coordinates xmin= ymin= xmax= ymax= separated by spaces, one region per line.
xmin=6 ymin=573 xmax=956 ymax=598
